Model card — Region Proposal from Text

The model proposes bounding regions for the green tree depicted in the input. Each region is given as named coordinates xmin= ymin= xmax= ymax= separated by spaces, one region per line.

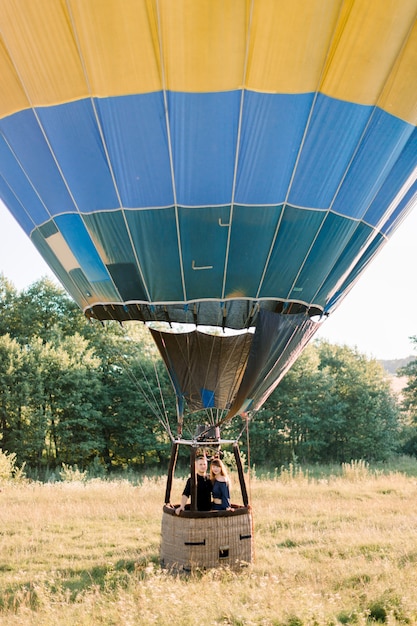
xmin=0 ymin=274 xmax=403 ymax=472
xmin=0 ymin=278 xmax=175 ymax=471
xmin=398 ymin=338 xmax=417 ymax=415
xmin=0 ymin=275 xmax=19 ymax=337
xmin=252 ymin=341 xmax=400 ymax=466
xmin=38 ymin=334 xmax=103 ymax=468
xmin=87 ymin=322 xmax=174 ymax=471
xmin=314 ymin=342 xmax=400 ymax=462
xmin=4 ymin=278 xmax=81 ymax=344
xmin=0 ymin=334 xmax=29 ymax=455
xmin=397 ymin=338 xmax=417 ymax=455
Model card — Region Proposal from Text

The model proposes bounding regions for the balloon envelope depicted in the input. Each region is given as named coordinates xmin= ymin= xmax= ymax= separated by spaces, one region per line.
xmin=0 ymin=0 xmax=416 ymax=419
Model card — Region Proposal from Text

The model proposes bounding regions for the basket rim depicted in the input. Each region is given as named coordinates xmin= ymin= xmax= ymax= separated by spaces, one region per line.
xmin=163 ymin=503 xmax=251 ymax=518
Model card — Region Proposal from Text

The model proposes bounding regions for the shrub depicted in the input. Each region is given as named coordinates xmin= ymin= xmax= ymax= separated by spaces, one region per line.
xmin=0 ymin=449 xmax=26 ymax=483
xmin=341 ymin=459 xmax=371 ymax=481
xmin=59 ymin=463 xmax=87 ymax=482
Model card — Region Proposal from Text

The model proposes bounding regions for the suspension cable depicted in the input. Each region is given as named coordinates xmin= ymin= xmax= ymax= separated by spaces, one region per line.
xmin=98 ymin=318 xmax=174 ymax=437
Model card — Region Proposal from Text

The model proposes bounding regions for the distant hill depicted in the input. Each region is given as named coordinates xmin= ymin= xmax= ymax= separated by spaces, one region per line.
xmin=379 ymin=356 xmax=415 ymax=376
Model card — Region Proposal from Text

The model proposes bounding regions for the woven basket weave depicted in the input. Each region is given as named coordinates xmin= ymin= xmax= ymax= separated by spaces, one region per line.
xmin=160 ymin=504 xmax=253 ymax=571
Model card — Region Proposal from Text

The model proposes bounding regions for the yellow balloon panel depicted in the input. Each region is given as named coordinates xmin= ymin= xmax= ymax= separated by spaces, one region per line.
xmin=0 ymin=0 xmax=88 ymax=109
xmin=0 ymin=0 xmax=416 ymax=122
xmin=160 ymin=0 xmax=250 ymax=92
xmin=320 ymin=0 xmax=417 ymax=111
xmin=68 ymin=0 xmax=162 ymax=96
xmin=246 ymin=0 xmax=343 ymax=93
xmin=0 ymin=39 xmax=29 ymax=117
xmin=379 ymin=19 xmax=417 ymax=125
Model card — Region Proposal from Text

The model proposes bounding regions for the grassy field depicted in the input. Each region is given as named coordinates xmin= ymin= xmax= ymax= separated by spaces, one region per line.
xmin=1 ymin=462 xmax=417 ymax=625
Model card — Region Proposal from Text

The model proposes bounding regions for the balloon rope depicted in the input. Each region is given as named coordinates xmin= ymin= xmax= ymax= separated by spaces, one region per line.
xmin=245 ymin=412 xmax=256 ymax=561
xmin=119 ymin=350 xmax=172 ymax=436
xmin=87 ymin=307 xmax=173 ymax=434
xmin=153 ymin=360 xmax=175 ymax=441
xmin=108 ymin=323 xmax=173 ymax=437
xmin=245 ymin=413 xmax=252 ymax=501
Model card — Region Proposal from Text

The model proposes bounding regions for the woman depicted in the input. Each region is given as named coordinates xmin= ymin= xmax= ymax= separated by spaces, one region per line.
xmin=210 ymin=457 xmax=232 ymax=511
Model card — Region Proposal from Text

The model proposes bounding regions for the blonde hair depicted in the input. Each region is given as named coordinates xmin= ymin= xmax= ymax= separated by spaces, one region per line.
xmin=210 ymin=457 xmax=229 ymax=483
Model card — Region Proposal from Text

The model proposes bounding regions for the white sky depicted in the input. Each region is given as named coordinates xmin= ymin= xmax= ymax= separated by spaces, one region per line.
xmin=0 ymin=200 xmax=416 ymax=361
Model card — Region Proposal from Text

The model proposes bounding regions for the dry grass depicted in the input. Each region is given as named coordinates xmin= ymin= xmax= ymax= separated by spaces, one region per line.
xmin=1 ymin=467 xmax=417 ymax=625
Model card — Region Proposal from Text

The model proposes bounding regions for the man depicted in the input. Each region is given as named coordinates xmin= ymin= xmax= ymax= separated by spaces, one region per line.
xmin=175 ymin=455 xmax=212 ymax=514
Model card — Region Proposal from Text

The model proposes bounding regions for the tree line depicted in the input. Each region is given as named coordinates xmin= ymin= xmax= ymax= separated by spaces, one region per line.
xmin=1 ymin=274 xmax=416 ymax=478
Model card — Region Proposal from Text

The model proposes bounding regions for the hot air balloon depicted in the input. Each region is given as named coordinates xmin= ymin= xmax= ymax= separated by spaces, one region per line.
xmin=0 ymin=0 xmax=416 ymax=569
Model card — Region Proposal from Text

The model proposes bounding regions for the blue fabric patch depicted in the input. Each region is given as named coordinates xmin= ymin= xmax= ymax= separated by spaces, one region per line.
xmin=201 ymin=388 xmax=215 ymax=408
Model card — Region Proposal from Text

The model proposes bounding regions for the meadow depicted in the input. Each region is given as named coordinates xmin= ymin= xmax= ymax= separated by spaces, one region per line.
xmin=1 ymin=461 xmax=417 ymax=625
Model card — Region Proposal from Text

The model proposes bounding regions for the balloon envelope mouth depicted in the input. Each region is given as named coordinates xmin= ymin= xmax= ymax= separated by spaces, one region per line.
xmin=147 ymin=321 xmax=256 ymax=337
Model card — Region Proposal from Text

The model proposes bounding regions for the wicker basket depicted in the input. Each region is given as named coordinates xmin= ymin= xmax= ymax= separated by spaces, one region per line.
xmin=160 ymin=504 xmax=253 ymax=571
